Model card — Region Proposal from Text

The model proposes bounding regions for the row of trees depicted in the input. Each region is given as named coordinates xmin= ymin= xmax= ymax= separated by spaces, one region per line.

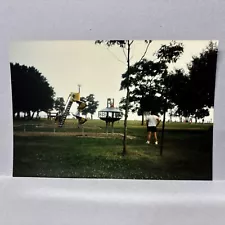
xmin=11 ymin=63 xmax=99 ymax=119
xmin=95 ymin=40 xmax=218 ymax=155
xmin=118 ymin=41 xmax=217 ymax=124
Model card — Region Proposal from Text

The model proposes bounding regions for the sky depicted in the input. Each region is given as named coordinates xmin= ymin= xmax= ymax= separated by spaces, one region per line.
xmin=9 ymin=40 xmax=218 ymax=122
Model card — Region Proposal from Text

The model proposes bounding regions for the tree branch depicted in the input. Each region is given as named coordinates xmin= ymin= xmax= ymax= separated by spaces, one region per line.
xmin=106 ymin=47 xmax=126 ymax=65
xmin=138 ymin=40 xmax=152 ymax=63
xmin=122 ymin=48 xmax=128 ymax=61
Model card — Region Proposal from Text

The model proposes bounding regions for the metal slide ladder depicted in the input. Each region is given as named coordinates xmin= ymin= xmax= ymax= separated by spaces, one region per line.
xmin=58 ymin=99 xmax=73 ymax=127
xmin=58 ymin=92 xmax=88 ymax=128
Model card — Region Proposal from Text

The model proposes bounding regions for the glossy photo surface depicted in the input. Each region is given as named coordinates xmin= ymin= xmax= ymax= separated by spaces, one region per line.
xmin=10 ymin=40 xmax=218 ymax=180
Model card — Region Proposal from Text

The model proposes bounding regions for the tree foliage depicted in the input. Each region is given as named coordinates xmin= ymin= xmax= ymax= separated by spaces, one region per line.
xmin=119 ymin=59 xmax=167 ymax=123
xmin=10 ymin=62 xmax=55 ymax=119
xmin=188 ymin=41 xmax=218 ymax=109
xmin=80 ymin=94 xmax=99 ymax=119
xmin=54 ymin=97 xmax=65 ymax=113
xmin=164 ymin=69 xmax=191 ymax=117
xmin=166 ymin=41 xmax=218 ymax=121
xmin=119 ymin=41 xmax=184 ymax=125
xmin=156 ymin=41 xmax=184 ymax=64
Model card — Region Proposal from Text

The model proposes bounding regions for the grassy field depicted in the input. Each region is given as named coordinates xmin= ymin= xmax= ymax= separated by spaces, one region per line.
xmin=13 ymin=119 xmax=213 ymax=180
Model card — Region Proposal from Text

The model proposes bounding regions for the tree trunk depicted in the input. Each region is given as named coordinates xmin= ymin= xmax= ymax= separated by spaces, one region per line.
xmin=122 ymin=41 xmax=131 ymax=156
xmin=31 ymin=111 xmax=35 ymax=120
xmin=180 ymin=116 xmax=182 ymax=123
xmin=141 ymin=113 xmax=144 ymax=125
xmin=27 ymin=111 xmax=31 ymax=120
xmin=36 ymin=111 xmax=40 ymax=118
xmin=16 ymin=112 xmax=20 ymax=119
xmin=195 ymin=117 xmax=197 ymax=123
xmin=91 ymin=114 xmax=93 ymax=120
xmin=170 ymin=110 xmax=172 ymax=122
xmin=123 ymin=88 xmax=129 ymax=156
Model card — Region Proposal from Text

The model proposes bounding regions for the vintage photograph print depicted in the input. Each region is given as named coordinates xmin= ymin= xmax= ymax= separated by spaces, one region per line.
xmin=10 ymin=40 xmax=218 ymax=180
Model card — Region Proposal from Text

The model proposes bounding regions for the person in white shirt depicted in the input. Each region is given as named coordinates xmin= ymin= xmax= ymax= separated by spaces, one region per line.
xmin=145 ymin=111 xmax=161 ymax=145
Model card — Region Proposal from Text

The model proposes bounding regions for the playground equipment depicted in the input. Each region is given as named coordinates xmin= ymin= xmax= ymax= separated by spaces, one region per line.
xmin=57 ymin=91 xmax=87 ymax=127
xmin=98 ymin=98 xmax=123 ymax=133
xmin=47 ymin=110 xmax=58 ymax=120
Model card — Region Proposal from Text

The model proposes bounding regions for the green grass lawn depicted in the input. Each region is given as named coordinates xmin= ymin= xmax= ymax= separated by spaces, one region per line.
xmin=13 ymin=119 xmax=213 ymax=180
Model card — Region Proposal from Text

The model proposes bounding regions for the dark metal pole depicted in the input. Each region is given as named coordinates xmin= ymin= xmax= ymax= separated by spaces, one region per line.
xmin=160 ymin=87 xmax=168 ymax=156
xmin=112 ymin=121 xmax=114 ymax=134
xmin=160 ymin=105 xmax=166 ymax=156
xmin=106 ymin=122 xmax=109 ymax=135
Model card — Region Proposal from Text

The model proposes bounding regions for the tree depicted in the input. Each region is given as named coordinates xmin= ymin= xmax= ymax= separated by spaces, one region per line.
xmin=153 ymin=41 xmax=184 ymax=155
xmin=119 ymin=96 xmax=134 ymax=114
xmin=54 ymin=97 xmax=65 ymax=113
xmin=194 ymin=108 xmax=210 ymax=122
xmin=119 ymin=41 xmax=184 ymax=130
xmin=187 ymin=41 xmax=218 ymax=114
xmin=164 ymin=69 xmax=191 ymax=118
xmin=80 ymin=94 xmax=99 ymax=119
xmin=95 ymin=40 xmax=152 ymax=156
xmin=10 ymin=62 xmax=55 ymax=119
xmin=120 ymin=59 xmax=168 ymax=125
xmin=166 ymin=41 xmax=218 ymax=123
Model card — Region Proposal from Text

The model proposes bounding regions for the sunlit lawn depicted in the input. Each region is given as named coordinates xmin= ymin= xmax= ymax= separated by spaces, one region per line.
xmin=13 ymin=119 xmax=213 ymax=180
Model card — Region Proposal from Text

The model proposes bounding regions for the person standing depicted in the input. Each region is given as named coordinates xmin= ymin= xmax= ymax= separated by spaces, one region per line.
xmin=145 ymin=112 xmax=161 ymax=145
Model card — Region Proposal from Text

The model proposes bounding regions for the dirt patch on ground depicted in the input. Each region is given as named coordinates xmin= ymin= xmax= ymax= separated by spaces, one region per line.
xmin=14 ymin=131 xmax=136 ymax=139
